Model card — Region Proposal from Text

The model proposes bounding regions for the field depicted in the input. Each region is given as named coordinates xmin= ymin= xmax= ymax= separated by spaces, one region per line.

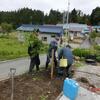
xmin=0 ymin=32 xmax=48 ymax=61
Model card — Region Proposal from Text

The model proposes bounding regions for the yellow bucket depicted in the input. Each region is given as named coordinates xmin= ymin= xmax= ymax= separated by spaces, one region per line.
xmin=59 ymin=58 xmax=68 ymax=67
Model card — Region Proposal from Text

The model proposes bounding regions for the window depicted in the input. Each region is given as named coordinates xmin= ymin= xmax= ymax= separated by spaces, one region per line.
xmin=42 ymin=37 xmax=47 ymax=41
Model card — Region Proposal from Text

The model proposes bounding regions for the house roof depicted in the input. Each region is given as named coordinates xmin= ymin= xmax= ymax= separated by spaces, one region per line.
xmin=93 ymin=26 xmax=100 ymax=29
xmin=17 ymin=24 xmax=63 ymax=35
xmin=57 ymin=23 xmax=90 ymax=33
xmin=39 ymin=25 xmax=63 ymax=35
xmin=17 ymin=24 xmax=35 ymax=32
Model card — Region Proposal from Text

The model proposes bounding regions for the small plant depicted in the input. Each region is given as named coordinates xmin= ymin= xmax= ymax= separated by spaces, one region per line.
xmin=74 ymin=61 xmax=84 ymax=67
xmin=32 ymin=77 xmax=42 ymax=81
xmin=40 ymin=95 xmax=48 ymax=100
xmin=27 ymin=96 xmax=33 ymax=100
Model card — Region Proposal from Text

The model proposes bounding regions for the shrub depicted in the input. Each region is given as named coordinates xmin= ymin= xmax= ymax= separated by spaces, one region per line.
xmin=1 ymin=23 xmax=13 ymax=35
xmin=73 ymin=48 xmax=96 ymax=58
xmin=94 ymin=45 xmax=100 ymax=51
xmin=73 ymin=48 xmax=90 ymax=57
xmin=89 ymin=32 xmax=97 ymax=39
xmin=96 ymin=56 xmax=100 ymax=62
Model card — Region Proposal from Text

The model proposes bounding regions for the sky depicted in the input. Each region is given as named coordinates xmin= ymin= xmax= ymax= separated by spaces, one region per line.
xmin=0 ymin=0 xmax=100 ymax=14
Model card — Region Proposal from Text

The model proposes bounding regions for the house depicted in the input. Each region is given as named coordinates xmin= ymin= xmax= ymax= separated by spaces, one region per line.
xmin=38 ymin=25 xmax=63 ymax=44
xmin=93 ymin=26 xmax=100 ymax=32
xmin=17 ymin=24 xmax=63 ymax=44
xmin=57 ymin=23 xmax=91 ymax=39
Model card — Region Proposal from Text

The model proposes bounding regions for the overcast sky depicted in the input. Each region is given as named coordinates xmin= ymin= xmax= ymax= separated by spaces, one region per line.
xmin=0 ymin=0 xmax=100 ymax=14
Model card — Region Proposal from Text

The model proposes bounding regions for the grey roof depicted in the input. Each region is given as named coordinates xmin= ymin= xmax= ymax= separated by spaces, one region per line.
xmin=17 ymin=24 xmax=35 ymax=32
xmin=17 ymin=24 xmax=63 ymax=35
xmin=57 ymin=23 xmax=90 ymax=33
xmin=93 ymin=26 xmax=100 ymax=29
xmin=39 ymin=25 xmax=63 ymax=35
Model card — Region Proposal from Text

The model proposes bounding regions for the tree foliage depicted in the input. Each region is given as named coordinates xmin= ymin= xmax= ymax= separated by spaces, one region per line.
xmin=28 ymin=33 xmax=42 ymax=53
xmin=70 ymin=8 xmax=78 ymax=23
xmin=1 ymin=23 xmax=13 ymax=34
xmin=91 ymin=7 xmax=100 ymax=25
xmin=0 ymin=7 xmax=99 ymax=28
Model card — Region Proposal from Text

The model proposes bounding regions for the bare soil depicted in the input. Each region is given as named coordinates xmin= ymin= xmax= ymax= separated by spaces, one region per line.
xmin=0 ymin=68 xmax=65 ymax=100
xmin=0 ymin=64 xmax=100 ymax=100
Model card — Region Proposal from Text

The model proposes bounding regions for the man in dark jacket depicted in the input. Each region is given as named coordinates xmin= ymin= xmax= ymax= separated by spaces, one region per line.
xmin=45 ymin=40 xmax=58 ymax=69
xmin=28 ymin=43 xmax=40 ymax=73
xmin=58 ymin=45 xmax=73 ymax=77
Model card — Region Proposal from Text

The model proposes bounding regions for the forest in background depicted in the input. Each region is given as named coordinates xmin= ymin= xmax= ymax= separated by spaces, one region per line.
xmin=0 ymin=7 xmax=100 ymax=29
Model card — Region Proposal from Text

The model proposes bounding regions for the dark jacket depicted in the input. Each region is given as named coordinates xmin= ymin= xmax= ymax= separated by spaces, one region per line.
xmin=28 ymin=44 xmax=40 ymax=65
xmin=28 ymin=44 xmax=39 ymax=57
xmin=58 ymin=47 xmax=73 ymax=65
xmin=47 ymin=40 xmax=58 ymax=58
xmin=32 ymin=53 xmax=40 ymax=65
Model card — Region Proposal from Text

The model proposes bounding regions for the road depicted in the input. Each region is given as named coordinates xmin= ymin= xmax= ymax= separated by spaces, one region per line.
xmin=80 ymin=37 xmax=91 ymax=49
xmin=0 ymin=54 xmax=46 ymax=81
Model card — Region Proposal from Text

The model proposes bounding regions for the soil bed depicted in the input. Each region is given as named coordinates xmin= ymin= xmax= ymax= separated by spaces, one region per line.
xmin=0 ymin=68 xmax=64 ymax=100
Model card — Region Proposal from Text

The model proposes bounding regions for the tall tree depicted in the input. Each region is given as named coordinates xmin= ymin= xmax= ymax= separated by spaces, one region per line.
xmin=48 ymin=9 xmax=62 ymax=24
xmin=91 ymin=7 xmax=100 ymax=25
xmin=70 ymin=8 xmax=78 ymax=23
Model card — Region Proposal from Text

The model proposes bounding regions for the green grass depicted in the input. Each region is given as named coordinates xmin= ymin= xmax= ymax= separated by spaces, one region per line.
xmin=74 ymin=61 xmax=84 ymax=67
xmin=0 ymin=34 xmax=48 ymax=61
xmin=0 ymin=37 xmax=28 ymax=60
xmin=40 ymin=95 xmax=48 ymax=100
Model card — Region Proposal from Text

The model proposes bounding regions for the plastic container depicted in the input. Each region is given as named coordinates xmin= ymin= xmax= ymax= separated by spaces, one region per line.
xmin=63 ymin=78 xmax=79 ymax=100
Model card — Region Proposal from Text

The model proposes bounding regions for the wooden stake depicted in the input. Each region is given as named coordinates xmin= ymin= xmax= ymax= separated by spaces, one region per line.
xmin=51 ymin=49 xmax=54 ymax=79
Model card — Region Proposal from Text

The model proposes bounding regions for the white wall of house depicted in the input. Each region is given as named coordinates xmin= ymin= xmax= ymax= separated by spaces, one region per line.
xmin=76 ymin=32 xmax=84 ymax=38
xmin=69 ymin=32 xmax=84 ymax=39
xmin=38 ymin=33 xmax=56 ymax=44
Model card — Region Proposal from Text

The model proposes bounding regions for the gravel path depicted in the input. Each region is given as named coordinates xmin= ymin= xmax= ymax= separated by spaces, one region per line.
xmin=74 ymin=64 xmax=100 ymax=88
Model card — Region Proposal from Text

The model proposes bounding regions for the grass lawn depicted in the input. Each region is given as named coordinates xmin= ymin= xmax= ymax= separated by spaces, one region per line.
xmin=0 ymin=37 xmax=28 ymax=61
xmin=0 ymin=34 xmax=48 ymax=61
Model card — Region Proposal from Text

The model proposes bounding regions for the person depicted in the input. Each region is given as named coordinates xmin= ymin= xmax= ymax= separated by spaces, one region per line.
xmin=28 ymin=33 xmax=42 ymax=74
xmin=45 ymin=39 xmax=58 ymax=70
xmin=58 ymin=44 xmax=73 ymax=77
xmin=28 ymin=41 xmax=40 ymax=74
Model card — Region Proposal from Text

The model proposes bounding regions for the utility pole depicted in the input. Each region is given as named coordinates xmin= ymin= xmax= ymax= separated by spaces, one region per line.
xmin=63 ymin=11 xmax=66 ymax=24
xmin=30 ymin=16 xmax=32 ymax=25
xmin=66 ymin=0 xmax=70 ymax=44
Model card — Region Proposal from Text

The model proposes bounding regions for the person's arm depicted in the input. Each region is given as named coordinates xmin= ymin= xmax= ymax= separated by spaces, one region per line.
xmin=58 ymin=48 xmax=63 ymax=60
